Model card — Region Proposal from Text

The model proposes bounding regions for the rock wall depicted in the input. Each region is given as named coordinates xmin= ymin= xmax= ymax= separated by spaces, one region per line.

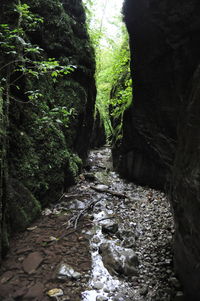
xmin=171 ymin=66 xmax=200 ymax=300
xmin=115 ymin=0 xmax=200 ymax=189
xmin=121 ymin=0 xmax=200 ymax=298
xmin=90 ymin=111 xmax=106 ymax=148
xmin=0 ymin=0 xmax=96 ymax=257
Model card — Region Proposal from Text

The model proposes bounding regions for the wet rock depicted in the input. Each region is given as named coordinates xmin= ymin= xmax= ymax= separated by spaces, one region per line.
xmin=113 ymin=294 xmax=128 ymax=301
xmin=95 ymin=184 xmax=109 ymax=190
xmin=102 ymin=222 xmax=118 ymax=235
xmin=96 ymin=296 xmax=108 ymax=301
xmin=99 ymin=242 xmax=139 ymax=277
xmin=93 ymin=281 xmax=104 ymax=290
xmin=69 ymin=200 xmax=85 ymax=210
xmin=22 ymin=252 xmax=43 ymax=274
xmin=57 ymin=263 xmax=81 ymax=280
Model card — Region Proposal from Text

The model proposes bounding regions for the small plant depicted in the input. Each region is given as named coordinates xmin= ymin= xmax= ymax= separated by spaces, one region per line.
xmin=0 ymin=1 xmax=76 ymax=128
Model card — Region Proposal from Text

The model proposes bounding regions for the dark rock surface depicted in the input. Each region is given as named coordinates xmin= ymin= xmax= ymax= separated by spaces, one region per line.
xmin=0 ymin=0 xmax=96 ymax=258
xmin=91 ymin=111 xmax=106 ymax=148
xmin=171 ymin=66 xmax=200 ymax=300
xmin=120 ymin=0 xmax=200 ymax=299
xmin=115 ymin=0 xmax=200 ymax=189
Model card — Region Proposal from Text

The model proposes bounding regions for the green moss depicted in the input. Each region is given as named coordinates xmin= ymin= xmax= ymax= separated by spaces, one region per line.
xmin=68 ymin=153 xmax=82 ymax=178
xmin=8 ymin=179 xmax=41 ymax=231
xmin=0 ymin=0 xmax=96 ymax=256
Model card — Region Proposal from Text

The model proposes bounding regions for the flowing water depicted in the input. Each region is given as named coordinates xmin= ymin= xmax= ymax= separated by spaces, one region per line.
xmin=79 ymin=147 xmax=182 ymax=301
xmin=0 ymin=147 xmax=183 ymax=301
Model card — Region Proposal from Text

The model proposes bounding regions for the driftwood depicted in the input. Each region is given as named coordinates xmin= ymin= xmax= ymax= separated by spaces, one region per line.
xmin=57 ymin=192 xmax=91 ymax=203
xmin=90 ymin=185 xmax=130 ymax=199
xmin=66 ymin=198 xmax=102 ymax=230
xmin=55 ymin=199 xmax=100 ymax=242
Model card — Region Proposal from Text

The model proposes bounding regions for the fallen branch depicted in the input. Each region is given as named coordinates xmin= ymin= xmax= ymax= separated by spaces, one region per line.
xmin=65 ymin=198 xmax=102 ymax=230
xmin=64 ymin=193 xmax=91 ymax=200
xmin=74 ymin=198 xmax=101 ymax=229
xmin=57 ymin=193 xmax=91 ymax=203
xmin=90 ymin=185 xmax=130 ymax=199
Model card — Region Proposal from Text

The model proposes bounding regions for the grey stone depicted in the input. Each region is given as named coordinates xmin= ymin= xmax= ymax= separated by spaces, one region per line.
xmin=99 ymin=242 xmax=139 ymax=277
xmin=102 ymin=222 xmax=118 ymax=235
xmin=96 ymin=295 xmax=108 ymax=301
xmin=57 ymin=263 xmax=81 ymax=280
xmin=93 ymin=281 xmax=104 ymax=290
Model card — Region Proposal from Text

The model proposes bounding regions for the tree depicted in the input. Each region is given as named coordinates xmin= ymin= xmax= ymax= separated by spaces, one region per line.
xmin=84 ymin=1 xmax=132 ymax=144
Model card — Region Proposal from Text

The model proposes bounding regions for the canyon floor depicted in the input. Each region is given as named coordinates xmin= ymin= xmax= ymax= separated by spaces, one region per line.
xmin=0 ymin=147 xmax=183 ymax=301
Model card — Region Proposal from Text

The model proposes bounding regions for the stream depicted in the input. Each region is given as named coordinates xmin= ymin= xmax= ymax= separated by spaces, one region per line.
xmin=0 ymin=147 xmax=183 ymax=301
xmin=72 ymin=147 xmax=182 ymax=301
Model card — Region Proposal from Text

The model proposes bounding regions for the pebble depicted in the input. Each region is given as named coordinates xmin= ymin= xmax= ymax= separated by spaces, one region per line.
xmin=47 ymin=288 xmax=64 ymax=298
xmin=57 ymin=263 xmax=81 ymax=280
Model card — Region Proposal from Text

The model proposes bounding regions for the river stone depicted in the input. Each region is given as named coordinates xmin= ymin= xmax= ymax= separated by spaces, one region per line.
xmin=93 ymin=281 xmax=104 ymax=290
xmin=57 ymin=263 xmax=81 ymax=280
xmin=102 ymin=222 xmax=118 ymax=235
xmin=96 ymin=296 xmax=108 ymax=301
xmin=99 ymin=242 xmax=139 ymax=277
xmin=22 ymin=252 xmax=43 ymax=274
xmin=95 ymin=184 xmax=109 ymax=190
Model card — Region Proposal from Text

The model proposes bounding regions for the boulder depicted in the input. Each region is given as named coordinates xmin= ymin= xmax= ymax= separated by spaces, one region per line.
xmin=99 ymin=242 xmax=139 ymax=277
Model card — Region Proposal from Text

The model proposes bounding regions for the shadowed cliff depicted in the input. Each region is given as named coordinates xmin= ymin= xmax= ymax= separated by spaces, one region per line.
xmin=120 ymin=0 xmax=200 ymax=298
xmin=0 ymin=0 xmax=96 ymax=257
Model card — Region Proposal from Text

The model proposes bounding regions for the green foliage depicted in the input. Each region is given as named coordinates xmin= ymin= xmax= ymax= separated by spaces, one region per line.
xmin=0 ymin=0 xmax=96 ymax=258
xmin=84 ymin=1 xmax=132 ymax=144
xmin=0 ymin=3 xmax=76 ymax=105
xmin=0 ymin=0 xmax=95 ymax=199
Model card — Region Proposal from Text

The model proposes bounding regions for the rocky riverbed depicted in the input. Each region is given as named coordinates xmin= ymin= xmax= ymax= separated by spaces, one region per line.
xmin=0 ymin=147 xmax=183 ymax=300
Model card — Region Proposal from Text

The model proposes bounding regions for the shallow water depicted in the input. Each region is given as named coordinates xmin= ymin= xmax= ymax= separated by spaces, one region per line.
xmin=80 ymin=147 xmax=181 ymax=301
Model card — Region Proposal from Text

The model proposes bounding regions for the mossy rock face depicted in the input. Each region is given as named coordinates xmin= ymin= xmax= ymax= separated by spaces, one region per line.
xmin=0 ymin=0 xmax=96 ymax=257
xmin=8 ymin=179 xmax=41 ymax=232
